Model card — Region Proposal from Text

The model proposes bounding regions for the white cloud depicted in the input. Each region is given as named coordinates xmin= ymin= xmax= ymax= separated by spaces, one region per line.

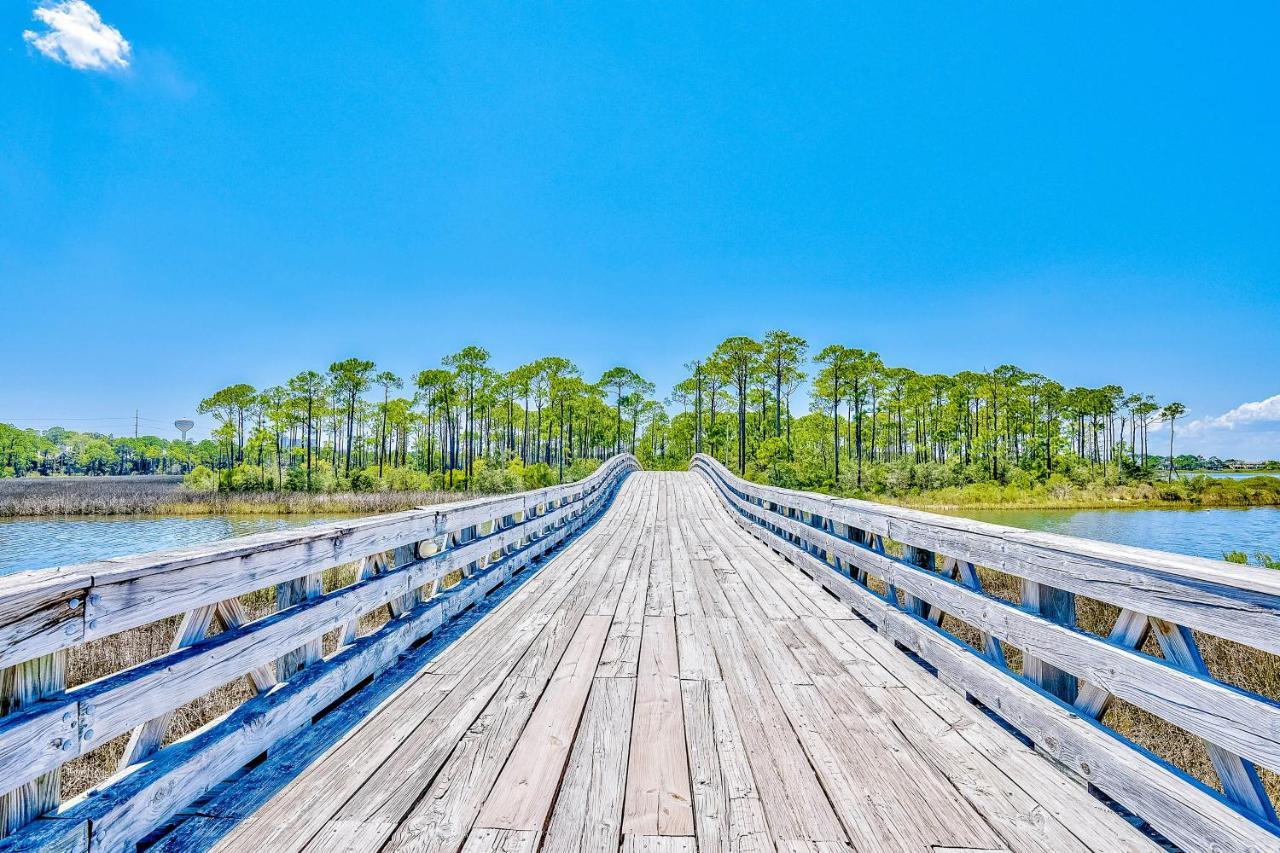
xmin=23 ymin=1 xmax=131 ymax=71
xmin=1185 ymin=394 xmax=1280 ymax=434
xmin=1150 ymin=394 xmax=1280 ymax=459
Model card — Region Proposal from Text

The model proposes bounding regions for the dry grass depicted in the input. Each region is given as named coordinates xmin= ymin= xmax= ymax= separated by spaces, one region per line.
xmin=0 ymin=476 xmax=462 ymax=517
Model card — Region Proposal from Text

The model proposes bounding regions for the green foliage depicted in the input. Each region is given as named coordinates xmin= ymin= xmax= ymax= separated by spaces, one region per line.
xmin=1224 ymin=551 xmax=1280 ymax=570
xmin=518 ymin=462 xmax=556 ymax=489
xmin=471 ymin=459 xmax=524 ymax=494
xmin=566 ymin=457 xmax=601 ymax=481
xmin=183 ymin=465 xmax=218 ymax=492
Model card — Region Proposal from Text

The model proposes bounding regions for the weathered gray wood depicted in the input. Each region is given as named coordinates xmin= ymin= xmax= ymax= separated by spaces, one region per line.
xmin=1074 ymin=608 xmax=1150 ymax=719
xmin=0 ymin=460 xmax=632 ymax=798
xmin=1021 ymin=579 xmax=1078 ymax=702
xmin=197 ymin=486 xmax=629 ymax=852
xmin=698 ymin=463 xmax=1280 ymax=852
xmin=692 ymin=454 xmax=1280 ymax=654
xmin=541 ymin=677 xmax=637 ymax=852
xmin=118 ymin=603 xmax=218 ymax=770
xmin=1149 ymin=618 xmax=1276 ymax=822
xmin=0 ymin=454 xmax=628 ymax=664
xmin=0 ymin=459 xmax=636 ymax=853
xmin=0 ymin=651 xmax=65 ymax=838
xmin=0 ymin=481 xmax=624 ymax=853
xmin=0 ymin=570 xmax=86 ymax=670
xmin=702 ymin=459 xmax=1280 ymax=778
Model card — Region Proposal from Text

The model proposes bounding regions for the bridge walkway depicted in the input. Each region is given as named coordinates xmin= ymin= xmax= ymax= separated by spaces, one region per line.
xmin=163 ymin=472 xmax=1157 ymax=853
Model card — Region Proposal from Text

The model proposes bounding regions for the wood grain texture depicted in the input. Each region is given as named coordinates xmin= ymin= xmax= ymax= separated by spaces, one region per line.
xmin=695 ymin=461 xmax=1278 ymax=852
xmin=13 ymin=465 xmax=1257 ymax=852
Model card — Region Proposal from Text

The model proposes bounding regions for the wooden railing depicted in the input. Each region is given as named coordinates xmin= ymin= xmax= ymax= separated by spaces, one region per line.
xmin=0 ymin=454 xmax=636 ymax=852
xmin=692 ymin=453 xmax=1280 ymax=853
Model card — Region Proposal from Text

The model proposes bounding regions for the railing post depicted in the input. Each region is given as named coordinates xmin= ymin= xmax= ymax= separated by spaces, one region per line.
xmin=901 ymin=546 xmax=934 ymax=618
xmin=0 ymin=651 xmax=65 ymax=838
xmin=276 ymin=572 xmax=323 ymax=680
xmin=1021 ymin=580 xmax=1077 ymax=703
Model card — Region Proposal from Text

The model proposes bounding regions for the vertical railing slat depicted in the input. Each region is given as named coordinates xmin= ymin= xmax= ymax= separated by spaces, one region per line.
xmin=1150 ymin=618 xmax=1276 ymax=822
xmin=0 ymin=651 xmax=65 ymax=838
xmin=1020 ymin=580 xmax=1078 ymax=703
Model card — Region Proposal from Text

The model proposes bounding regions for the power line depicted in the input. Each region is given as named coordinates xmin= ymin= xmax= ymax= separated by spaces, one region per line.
xmin=4 ymin=415 xmax=173 ymax=423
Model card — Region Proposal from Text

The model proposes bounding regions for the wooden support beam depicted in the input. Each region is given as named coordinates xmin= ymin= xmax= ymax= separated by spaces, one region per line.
xmin=0 ymin=650 xmax=65 ymax=839
xmin=275 ymin=573 xmax=325 ymax=681
xmin=1020 ymin=579 xmax=1078 ymax=704
xmin=1150 ymin=618 xmax=1276 ymax=822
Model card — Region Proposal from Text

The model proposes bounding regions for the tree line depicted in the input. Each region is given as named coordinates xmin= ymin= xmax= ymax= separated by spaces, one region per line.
xmin=643 ymin=331 xmax=1194 ymax=492
xmin=0 ymin=423 xmax=216 ymax=478
xmin=3 ymin=333 xmax=1252 ymax=498
xmin=188 ymin=350 xmax=659 ymax=492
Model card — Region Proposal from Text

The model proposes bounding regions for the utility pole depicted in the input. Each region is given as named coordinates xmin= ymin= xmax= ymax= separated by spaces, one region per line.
xmin=134 ymin=410 xmax=139 ymax=438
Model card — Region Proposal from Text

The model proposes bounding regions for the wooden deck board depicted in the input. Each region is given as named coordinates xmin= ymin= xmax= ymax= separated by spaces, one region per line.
xmin=184 ymin=471 xmax=1160 ymax=853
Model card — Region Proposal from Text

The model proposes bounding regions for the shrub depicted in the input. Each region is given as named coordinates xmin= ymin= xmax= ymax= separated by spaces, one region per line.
xmin=382 ymin=467 xmax=435 ymax=491
xmin=183 ymin=465 xmax=218 ymax=492
xmin=348 ymin=469 xmax=379 ymax=493
xmin=519 ymin=462 xmax=555 ymax=490
xmin=472 ymin=459 xmax=523 ymax=494
xmin=228 ymin=464 xmax=268 ymax=492
xmin=566 ymin=457 xmax=601 ymax=481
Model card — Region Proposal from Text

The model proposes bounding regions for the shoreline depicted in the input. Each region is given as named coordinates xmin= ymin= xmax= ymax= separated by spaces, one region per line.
xmin=896 ymin=497 xmax=1280 ymax=512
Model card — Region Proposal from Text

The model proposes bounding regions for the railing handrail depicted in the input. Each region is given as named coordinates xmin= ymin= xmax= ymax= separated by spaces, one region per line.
xmin=691 ymin=453 xmax=1280 ymax=648
xmin=691 ymin=454 xmax=1280 ymax=591
xmin=0 ymin=454 xmax=638 ymax=851
xmin=0 ymin=454 xmax=636 ymax=670
xmin=691 ymin=453 xmax=1280 ymax=852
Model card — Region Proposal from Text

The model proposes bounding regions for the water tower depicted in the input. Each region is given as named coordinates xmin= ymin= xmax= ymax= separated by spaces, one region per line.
xmin=175 ymin=418 xmax=195 ymax=442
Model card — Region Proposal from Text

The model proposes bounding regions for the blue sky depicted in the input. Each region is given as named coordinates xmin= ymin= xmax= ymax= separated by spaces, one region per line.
xmin=3 ymin=2 xmax=1279 ymax=457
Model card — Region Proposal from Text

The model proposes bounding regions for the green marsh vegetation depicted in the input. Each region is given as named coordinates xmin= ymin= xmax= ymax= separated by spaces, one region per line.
xmin=650 ymin=331 xmax=1280 ymax=510
xmin=0 ymin=348 xmax=648 ymax=515
xmin=3 ymin=331 xmax=1277 ymax=516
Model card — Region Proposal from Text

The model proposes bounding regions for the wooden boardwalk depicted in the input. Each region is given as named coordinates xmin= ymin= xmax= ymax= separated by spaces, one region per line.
xmin=163 ymin=472 xmax=1158 ymax=853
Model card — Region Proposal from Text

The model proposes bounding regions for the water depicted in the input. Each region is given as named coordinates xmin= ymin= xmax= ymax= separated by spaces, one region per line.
xmin=944 ymin=506 xmax=1280 ymax=562
xmin=0 ymin=515 xmax=343 ymax=575
xmin=2 ymin=502 xmax=1276 ymax=576
xmin=1176 ymin=470 xmax=1280 ymax=480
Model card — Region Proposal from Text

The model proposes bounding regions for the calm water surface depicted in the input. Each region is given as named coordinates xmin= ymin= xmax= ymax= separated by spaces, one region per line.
xmin=0 ymin=515 xmax=343 ymax=575
xmin=1177 ymin=470 xmax=1280 ymax=480
xmin=944 ymin=506 xmax=1280 ymax=561
xmin=2 ymin=504 xmax=1277 ymax=576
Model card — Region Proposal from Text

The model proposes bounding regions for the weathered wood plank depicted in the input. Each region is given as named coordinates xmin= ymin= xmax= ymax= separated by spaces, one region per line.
xmin=474 ymin=614 xmax=612 ymax=830
xmin=460 ymin=827 xmax=539 ymax=852
xmin=541 ymin=676 xmax=637 ymax=853
xmin=620 ymin=835 xmax=696 ymax=852
xmin=624 ymin=615 xmax=694 ymax=837
xmin=0 ymin=650 xmax=65 ymax=838
xmin=703 ymin=473 xmax=1280 ymax=852
xmin=691 ymin=454 xmax=1280 ymax=653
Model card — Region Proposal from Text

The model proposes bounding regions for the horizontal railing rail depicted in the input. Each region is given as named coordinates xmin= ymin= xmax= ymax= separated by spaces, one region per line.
xmin=691 ymin=453 xmax=1280 ymax=853
xmin=0 ymin=454 xmax=637 ymax=851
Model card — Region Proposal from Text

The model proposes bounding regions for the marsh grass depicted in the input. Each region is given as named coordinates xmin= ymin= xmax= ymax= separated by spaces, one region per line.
xmin=0 ymin=476 xmax=461 ymax=517
xmin=888 ymin=475 xmax=1280 ymax=511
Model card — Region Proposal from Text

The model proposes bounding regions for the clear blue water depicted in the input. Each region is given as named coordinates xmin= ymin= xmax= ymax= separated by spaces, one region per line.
xmin=1 ymin=503 xmax=1276 ymax=575
xmin=0 ymin=515 xmax=341 ymax=575
xmin=1177 ymin=470 xmax=1280 ymax=480
xmin=945 ymin=506 xmax=1280 ymax=562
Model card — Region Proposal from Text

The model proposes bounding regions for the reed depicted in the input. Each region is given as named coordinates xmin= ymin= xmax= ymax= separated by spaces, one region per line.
xmin=0 ymin=477 xmax=459 ymax=517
